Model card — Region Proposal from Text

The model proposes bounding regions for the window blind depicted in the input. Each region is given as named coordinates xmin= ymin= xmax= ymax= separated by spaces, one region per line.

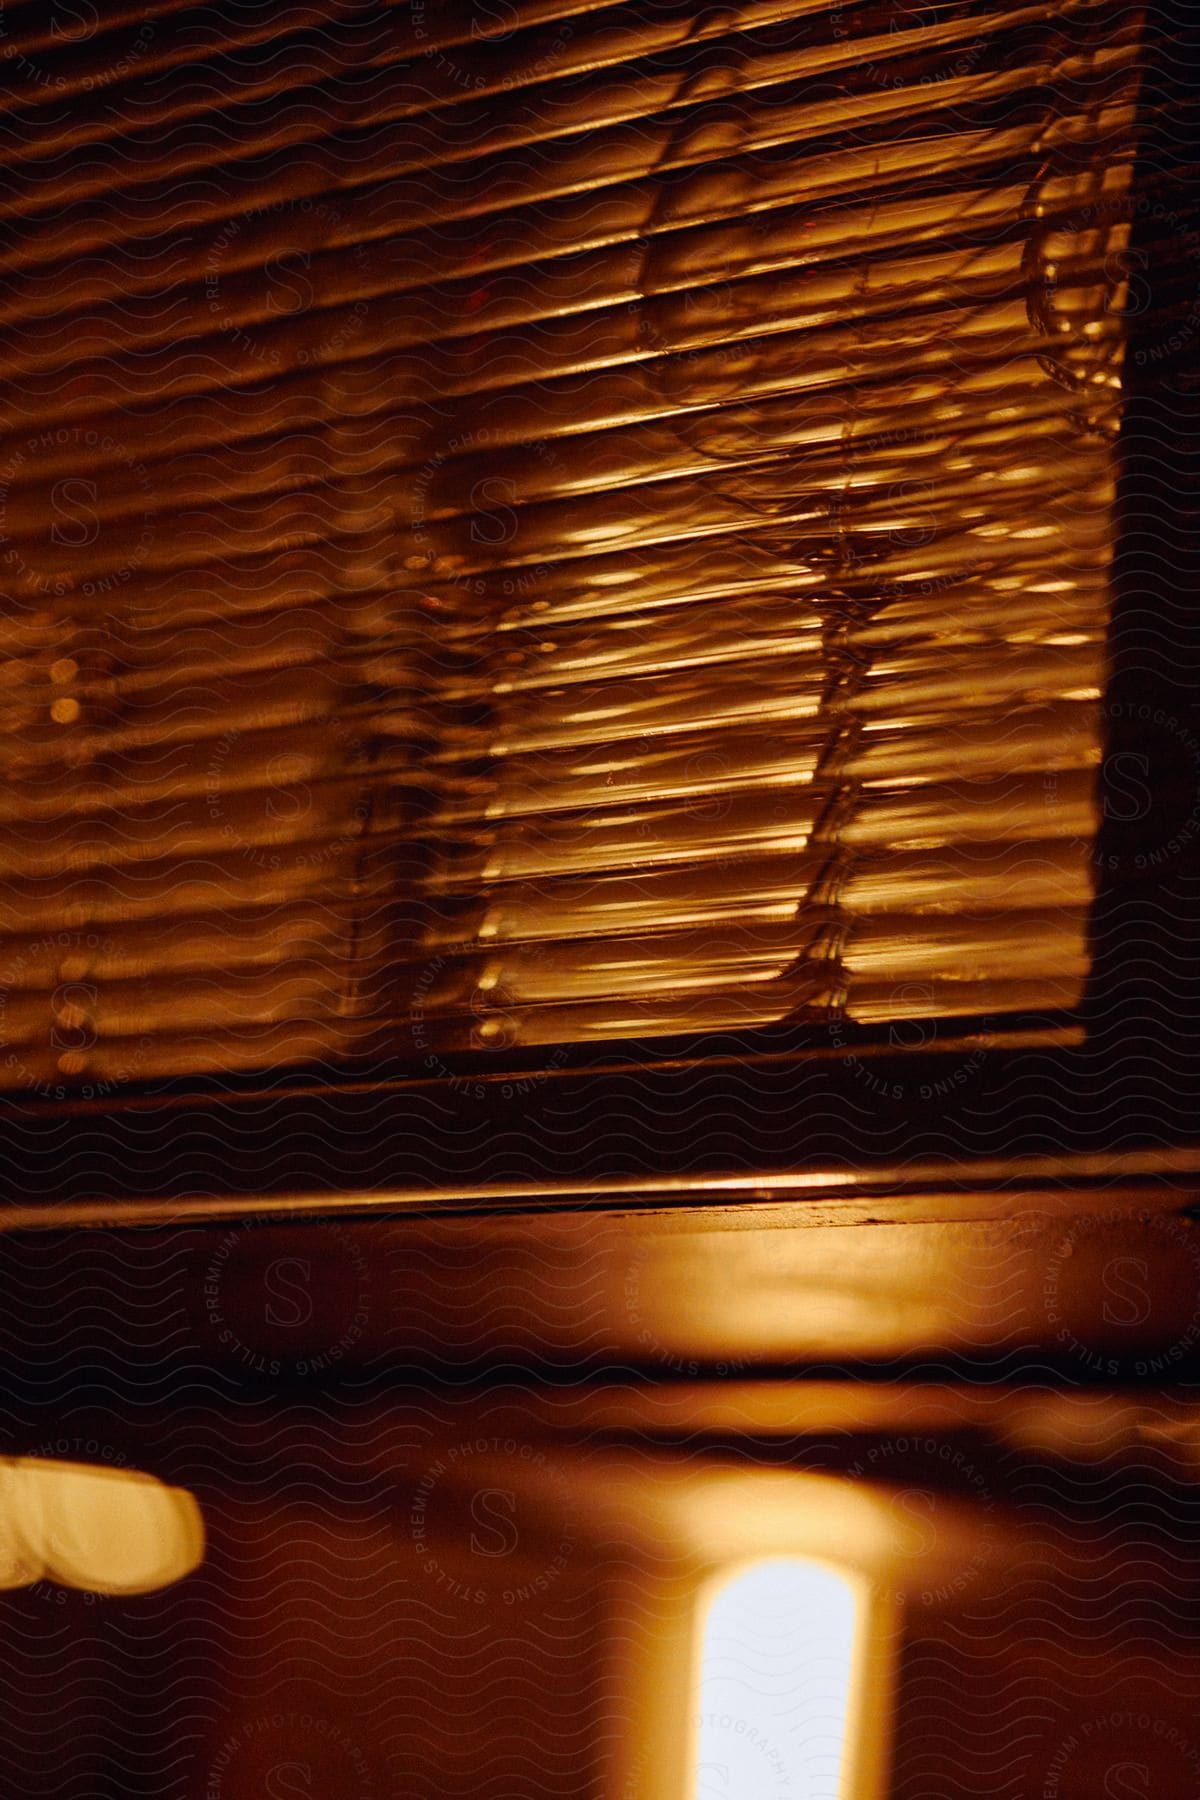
xmin=0 ymin=0 xmax=1142 ymax=1089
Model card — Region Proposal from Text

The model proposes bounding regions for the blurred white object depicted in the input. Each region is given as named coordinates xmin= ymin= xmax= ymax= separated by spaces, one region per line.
xmin=695 ymin=1558 xmax=859 ymax=1800
xmin=0 ymin=1457 xmax=204 ymax=1595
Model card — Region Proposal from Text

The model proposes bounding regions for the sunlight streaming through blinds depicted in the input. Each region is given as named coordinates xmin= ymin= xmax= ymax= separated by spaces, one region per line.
xmin=0 ymin=0 xmax=1144 ymax=1085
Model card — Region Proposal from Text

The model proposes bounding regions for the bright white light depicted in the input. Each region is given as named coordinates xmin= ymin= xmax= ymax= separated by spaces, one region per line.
xmin=694 ymin=1558 xmax=859 ymax=1800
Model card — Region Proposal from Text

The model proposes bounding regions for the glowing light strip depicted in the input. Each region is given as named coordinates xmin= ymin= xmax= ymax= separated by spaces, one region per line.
xmin=694 ymin=1559 xmax=859 ymax=1800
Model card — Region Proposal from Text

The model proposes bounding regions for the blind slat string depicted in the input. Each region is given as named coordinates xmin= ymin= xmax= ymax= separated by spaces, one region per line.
xmin=0 ymin=0 xmax=1140 ymax=1086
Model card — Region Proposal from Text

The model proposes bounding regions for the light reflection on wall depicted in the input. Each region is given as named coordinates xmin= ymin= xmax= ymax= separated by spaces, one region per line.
xmin=0 ymin=1458 xmax=204 ymax=1596
xmin=694 ymin=1559 xmax=859 ymax=1800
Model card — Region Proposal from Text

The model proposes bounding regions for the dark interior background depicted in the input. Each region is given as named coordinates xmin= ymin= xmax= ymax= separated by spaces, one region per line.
xmin=0 ymin=7 xmax=1197 ymax=1800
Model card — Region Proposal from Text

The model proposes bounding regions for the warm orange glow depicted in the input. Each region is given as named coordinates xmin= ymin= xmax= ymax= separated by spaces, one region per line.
xmin=693 ymin=1559 xmax=860 ymax=1800
xmin=0 ymin=0 xmax=1138 ymax=1087
xmin=0 ymin=1458 xmax=204 ymax=1596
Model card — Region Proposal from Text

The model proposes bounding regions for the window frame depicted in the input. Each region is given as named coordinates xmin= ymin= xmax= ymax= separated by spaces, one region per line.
xmin=0 ymin=12 xmax=1195 ymax=1203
